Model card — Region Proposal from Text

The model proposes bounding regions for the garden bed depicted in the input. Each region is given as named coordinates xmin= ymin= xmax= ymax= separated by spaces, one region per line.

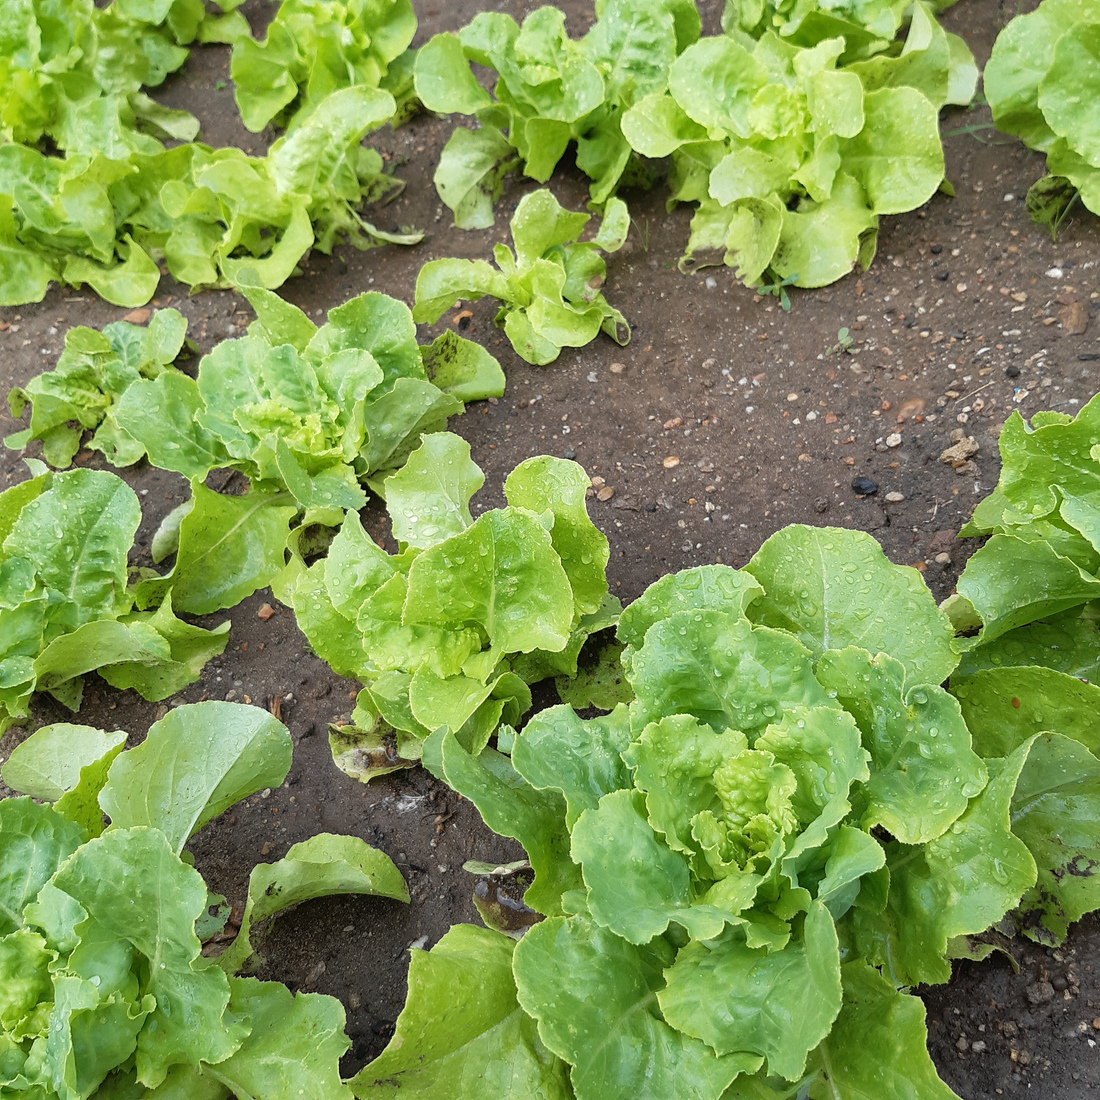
xmin=2 ymin=0 xmax=1099 ymax=1095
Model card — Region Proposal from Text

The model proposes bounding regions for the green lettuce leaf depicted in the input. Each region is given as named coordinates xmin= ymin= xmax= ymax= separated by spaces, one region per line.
xmin=382 ymin=432 xmax=483 ymax=549
xmin=413 ymin=190 xmax=629 ymax=365
xmin=0 ymin=798 xmax=86 ymax=936
xmin=434 ymin=730 xmax=580 ymax=917
xmin=851 ymin=741 xmax=1035 ymax=986
xmin=98 ymin=701 xmax=291 ymax=853
xmin=570 ymin=788 xmax=733 ymax=943
xmin=745 ymin=525 xmax=958 ymax=686
xmin=415 ymin=1 xmax=692 ymax=220
xmin=134 ymin=481 xmax=297 ymax=616
xmin=511 ymin=704 xmax=632 ymax=829
xmin=628 ymin=609 xmax=834 ymax=736
xmin=2 ymin=723 xmax=127 ymax=838
xmin=402 ymin=507 xmax=575 ymax=656
xmin=617 ymin=565 xmax=763 ymax=654
xmin=208 ymin=977 xmax=353 ymax=1100
xmin=513 ymin=916 xmax=758 ymax=1100
xmin=986 ymin=0 xmax=1100 ymax=221
xmin=815 ymin=648 xmax=986 ymax=844
xmin=956 ymin=534 xmax=1100 ymax=645
xmin=803 ymin=960 xmax=960 ymax=1100
xmin=1010 ymin=732 xmax=1100 ymax=942
xmin=231 ymin=0 xmax=415 ymax=133
xmin=216 ymin=834 xmax=408 ymax=974
xmin=0 ymin=468 xmax=225 ymax=729
xmin=352 ymin=924 xmax=571 ymax=1098
xmin=952 ymin=665 xmax=1100 ymax=757
xmin=52 ymin=826 xmax=242 ymax=1087
xmin=659 ymin=901 xmax=841 ymax=1081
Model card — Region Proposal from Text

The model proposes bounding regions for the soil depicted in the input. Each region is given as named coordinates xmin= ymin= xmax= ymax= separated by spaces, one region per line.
xmin=2 ymin=0 xmax=1099 ymax=1094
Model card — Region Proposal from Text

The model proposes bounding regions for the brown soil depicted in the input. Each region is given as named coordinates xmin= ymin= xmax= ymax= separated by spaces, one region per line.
xmin=2 ymin=0 xmax=1099 ymax=1094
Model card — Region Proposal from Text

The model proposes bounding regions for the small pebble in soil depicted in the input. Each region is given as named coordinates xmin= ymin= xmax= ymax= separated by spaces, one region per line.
xmin=663 ymin=456 xmax=680 ymax=468
xmin=609 ymin=362 xmax=625 ymax=373
xmin=1027 ymin=980 xmax=1055 ymax=1005
xmin=885 ymin=491 xmax=905 ymax=502
xmin=1005 ymin=364 xmax=1021 ymax=378
xmin=886 ymin=433 xmax=902 ymax=448
xmin=852 ymin=476 xmax=878 ymax=495
xmin=563 ymin=449 xmax=576 ymax=459
xmin=930 ymin=243 xmax=943 ymax=254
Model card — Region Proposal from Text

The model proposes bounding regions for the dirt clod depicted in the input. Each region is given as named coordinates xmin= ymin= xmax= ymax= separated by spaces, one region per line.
xmin=1027 ymin=981 xmax=1055 ymax=1005
xmin=940 ymin=435 xmax=979 ymax=466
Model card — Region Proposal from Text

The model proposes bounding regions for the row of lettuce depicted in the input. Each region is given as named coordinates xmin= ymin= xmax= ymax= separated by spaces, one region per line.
xmin=0 ymin=210 xmax=628 ymax=737
xmin=4 ymin=283 xmax=1100 ymax=1096
xmin=4 ymin=0 xmax=1097 ymax=307
xmin=1 ymin=0 xmax=419 ymax=307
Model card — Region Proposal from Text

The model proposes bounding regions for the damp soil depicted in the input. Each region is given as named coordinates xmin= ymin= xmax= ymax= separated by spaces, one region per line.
xmin=2 ymin=0 xmax=1100 ymax=1094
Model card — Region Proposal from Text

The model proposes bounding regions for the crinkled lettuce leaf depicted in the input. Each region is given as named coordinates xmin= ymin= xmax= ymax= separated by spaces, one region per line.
xmin=414 ymin=189 xmax=629 ymax=365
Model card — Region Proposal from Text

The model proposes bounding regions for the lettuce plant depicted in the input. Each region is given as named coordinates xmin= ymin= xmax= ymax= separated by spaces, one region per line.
xmin=0 ymin=701 xmax=409 ymax=1100
xmin=0 ymin=86 xmax=418 ymax=308
xmin=6 ymin=308 xmax=192 ymax=470
xmin=357 ymin=521 xmax=1100 ymax=1099
xmin=722 ymin=0 xmax=957 ymax=47
xmin=412 ymin=0 xmax=700 ymax=226
xmin=985 ymin=0 xmax=1100 ymax=228
xmin=289 ymin=432 xmax=618 ymax=782
xmin=6 ymin=289 xmax=504 ymax=616
xmin=0 ymin=466 xmax=228 ymax=734
xmin=622 ymin=2 xmax=975 ymax=287
xmin=946 ymin=396 xmax=1100 ymax=939
xmin=231 ymin=0 xmax=417 ymax=133
xmin=0 ymin=0 xmax=246 ymax=157
xmin=413 ymin=189 xmax=630 ymax=365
